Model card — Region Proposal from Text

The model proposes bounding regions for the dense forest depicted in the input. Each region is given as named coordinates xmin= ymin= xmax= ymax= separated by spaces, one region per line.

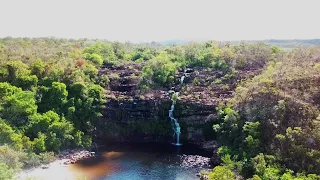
xmin=0 ymin=37 xmax=320 ymax=180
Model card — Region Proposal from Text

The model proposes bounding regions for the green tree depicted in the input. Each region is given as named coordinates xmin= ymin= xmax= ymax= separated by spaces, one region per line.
xmin=33 ymin=133 xmax=47 ymax=153
xmin=0 ymin=120 xmax=24 ymax=150
xmin=5 ymin=61 xmax=28 ymax=83
xmin=37 ymin=82 xmax=68 ymax=113
xmin=26 ymin=110 xmax=83 ymax=151
xmin=141 ymin=53 xmax=177 ymax=86
xmin=243 ymin=122 xmax=261 ymax=156
xmin=112 ymin=41 xmax=129 ymax=60
xmin=213 ymin=107 xmax=241 ymax=146
xmin=2 ymin=61 xmax=38 ymax=89
xmin=0 ymin=83 xmax=37 ymax=127
xmin=252 ymin=153 xmax=267 ymax=177
xmin=132 ymin=47 xmax=154 ymax=61
xmin=209 ymin=166 xmax=235 ymax=180
xmin=30 ymin=59 xmax=46 ymax=78
xmin=14 ymin=74 xmax=38 ymax=90
xmin=67 ymin=83 xmax=104 ymax=134
xmin=83 ymin=53 xmax=103 ymax=67
xmin=84 ymin=42 xmax=116 ymax=64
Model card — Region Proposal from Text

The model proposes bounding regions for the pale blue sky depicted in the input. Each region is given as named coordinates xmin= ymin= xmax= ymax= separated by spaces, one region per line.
xmin=0 ymin=0 xmax=319 ymax=42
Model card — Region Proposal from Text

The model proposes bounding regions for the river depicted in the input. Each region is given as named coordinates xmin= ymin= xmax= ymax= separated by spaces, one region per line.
xmin=18 ymin=142 xmax=211 ymax=180
xmin=71 ymin=142 xmax=211 ymax=180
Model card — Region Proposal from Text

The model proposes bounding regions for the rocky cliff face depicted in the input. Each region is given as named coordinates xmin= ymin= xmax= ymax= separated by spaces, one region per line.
xmin=96 ymin=63 xmax=260 ymax=148
xmin=99 ymin=96 xmax=217 ymax=145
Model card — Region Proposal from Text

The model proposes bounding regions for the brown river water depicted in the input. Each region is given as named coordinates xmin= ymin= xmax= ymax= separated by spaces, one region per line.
xmin=68 ymin=142 xmax=212 ymax=180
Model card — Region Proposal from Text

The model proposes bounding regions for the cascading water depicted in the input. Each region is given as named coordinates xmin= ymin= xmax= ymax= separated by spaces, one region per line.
xmin=169 ymin=95 xmax=181 ymax=146
xmin=180 ymin=76 xmax=185 ymax=85
xmin=169 ymin=69 xmax=188 ymax=146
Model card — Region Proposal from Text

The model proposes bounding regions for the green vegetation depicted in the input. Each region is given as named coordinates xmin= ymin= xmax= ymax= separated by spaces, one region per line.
xmin=0 ymin=38 xmax=106 ymax=176
xmin=141 ymin=52 xmax=178 ymax=87
xmin=139 ymin=41 xmax=276 ymax=89
xmin=209 ymin=166 xmax=235 ymax=180
xmin=211 ymin=47 xmax=320 ymax=179
xmin=1 ymin=37 xmax=320 ymax=179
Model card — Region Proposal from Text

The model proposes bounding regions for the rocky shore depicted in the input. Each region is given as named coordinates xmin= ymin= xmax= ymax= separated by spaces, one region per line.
xmin=59 ymin=149 xmax=96 ymax=165
xmin=180 ymin=154 xmax=211 ymax=168
xmin=179 ymin=154 xmax=212 ymax=180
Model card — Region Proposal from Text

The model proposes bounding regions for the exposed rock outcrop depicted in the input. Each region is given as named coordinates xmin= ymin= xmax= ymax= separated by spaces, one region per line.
xmin=180 ymin=155 xmax=211 ymax=168
xmin=96 ymin=64 xmax=261 ymax=148
xmin=60 ymin=150 xmax=96 ymax=165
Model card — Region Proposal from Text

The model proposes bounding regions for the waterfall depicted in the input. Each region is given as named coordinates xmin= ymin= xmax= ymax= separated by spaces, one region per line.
xmin=180 ymin=76 xmax=185 ymax=85
xmin=169 ymin=69 xmax=187 ymax=146
xmin=180 ymin=69 xmax=187 ymax=84
xmin=169 ymin=96 xmax=181 ymax=146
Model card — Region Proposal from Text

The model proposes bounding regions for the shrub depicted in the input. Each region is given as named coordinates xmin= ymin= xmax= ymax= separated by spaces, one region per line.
xmin=132 ymin=47 xmax=155 ymax=61
xmin=0 ymin=120 xmax=24 ymax=150
xmin=221 ymin=85 xmax=229 ymax=90
xmin=214 ymin=78 xmax=222 ymax=84
xmin=213 ymin=58 xmax=228 ymax=71
xmin=23 ymin=152 xmax=55 ymax=168
xmin=108 ymin=73 xmax=120 ymax=80
xmin=209 ymin=166 xmax=235 ymax=180
xmin=0 ymin=145 xmax=24 ymax=170
xmin=171 ymin=93 xmax=178 ymax=104
xmin=141 ymin=53 xmax=177 ymax=86
xmin=83 ymin=42 xmax=116 ymax=64
xmin=0 ymin=163 xmax=15 ymax=180
xmin=83 ymin=53 xmax=103 ymax=67
xmin=98 ymin=74 xmax=110 ymax=88
xmin=193 ymin=77 xmax=199 ymax=85
xmin=33 ymin=133 xmax=46 ymax=153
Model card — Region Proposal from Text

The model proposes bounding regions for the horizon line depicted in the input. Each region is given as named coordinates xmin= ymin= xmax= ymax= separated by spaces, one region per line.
xmin=1 ymin=36 xmax=320 ymax=44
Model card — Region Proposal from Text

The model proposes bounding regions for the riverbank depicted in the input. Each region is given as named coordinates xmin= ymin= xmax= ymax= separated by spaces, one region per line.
xmin=15 ymin=149 xmax=96 ymax=180
xmin=16 ymin=159 xmax=75 ymax=180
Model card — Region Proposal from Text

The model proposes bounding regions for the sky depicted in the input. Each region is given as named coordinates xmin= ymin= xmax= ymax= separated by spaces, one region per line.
xmin=0 ymin=0 xmax=319 ymax=42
